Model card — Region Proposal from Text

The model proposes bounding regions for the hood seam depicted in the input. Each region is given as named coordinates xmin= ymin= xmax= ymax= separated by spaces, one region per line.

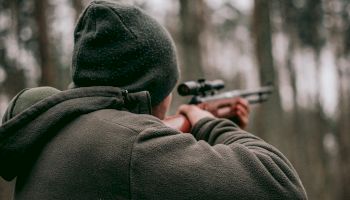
xmin=8 ymin=89 xmax=29 ymax=120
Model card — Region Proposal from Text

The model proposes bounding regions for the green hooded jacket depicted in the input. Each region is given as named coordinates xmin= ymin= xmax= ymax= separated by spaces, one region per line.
xmin=0 ymin=86 xmax=307 ymax=199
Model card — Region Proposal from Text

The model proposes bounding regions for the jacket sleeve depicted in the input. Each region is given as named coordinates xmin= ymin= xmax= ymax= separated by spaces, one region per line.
xmin=130 ymin=117 xmax=307 ymax=200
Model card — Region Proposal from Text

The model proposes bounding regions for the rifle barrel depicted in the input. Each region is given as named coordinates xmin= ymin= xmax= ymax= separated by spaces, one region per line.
xmin=191 ymin=86 xmax=273 ymax=104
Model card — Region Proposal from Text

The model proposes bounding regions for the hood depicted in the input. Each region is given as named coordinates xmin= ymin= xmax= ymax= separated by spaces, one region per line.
xmin=0 ymin=86 xmax=151 ymax=181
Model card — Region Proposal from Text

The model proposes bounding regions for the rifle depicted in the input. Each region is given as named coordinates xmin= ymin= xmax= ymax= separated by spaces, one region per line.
xmin=163 ymin=79 xmax=273 ymax=132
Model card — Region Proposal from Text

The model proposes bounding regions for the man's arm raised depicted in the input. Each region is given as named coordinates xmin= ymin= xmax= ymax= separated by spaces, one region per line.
xmin=129 ymin=107 xmax=307 ymax=199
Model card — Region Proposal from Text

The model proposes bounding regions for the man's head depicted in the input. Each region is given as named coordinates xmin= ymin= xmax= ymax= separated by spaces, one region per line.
xmin=71 ymin=0 xmax=179 ymax=109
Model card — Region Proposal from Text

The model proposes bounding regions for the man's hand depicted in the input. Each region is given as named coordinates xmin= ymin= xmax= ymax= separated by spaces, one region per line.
xmin=176 ymin=97 xmax=250 ymax=130
xmin=231 ymin=98 xmax=250 ymax=129
xmin=199 ymin=98 xmax=250 ymax=129
xmin=177 ymin=105 xmax=215 ymax=127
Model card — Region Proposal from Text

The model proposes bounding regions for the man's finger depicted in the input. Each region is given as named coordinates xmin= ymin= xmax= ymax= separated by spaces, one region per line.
xmin=235 ymin=104 xmax=248 ymax=117
xmin=234 ymin=109 xmax=248 ymax=129
xmin=236 ymin=98 xmax=250 ymax=113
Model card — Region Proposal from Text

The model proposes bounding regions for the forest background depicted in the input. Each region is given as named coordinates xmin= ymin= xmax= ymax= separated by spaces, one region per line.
xmin=0 ymin=0 xmax=349 ymax=199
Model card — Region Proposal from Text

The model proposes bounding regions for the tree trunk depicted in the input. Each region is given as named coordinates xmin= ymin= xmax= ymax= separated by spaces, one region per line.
xmin=179 ymin=0 xmax=206 ymax=81
xmin=34 ymin=0 xmax=55 ymax=86
xmin=339 ymin=76 xmax=350 ymax=200
xmin=0 ymin=0 xmax=26 ymax=99
xmin=252 ymin=0 xmax=284 ymax=147
xmin=253 ymin=0 xmax=275 ymax=86
xmin=72 ymin=0 xmax=84 ymax=21
xmin=169 ymin=0 xmax=207 ymax=114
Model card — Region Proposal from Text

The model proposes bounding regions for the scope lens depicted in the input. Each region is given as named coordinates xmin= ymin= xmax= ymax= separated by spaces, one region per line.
xmin=177 ymin=84 xmax=191 ymax=96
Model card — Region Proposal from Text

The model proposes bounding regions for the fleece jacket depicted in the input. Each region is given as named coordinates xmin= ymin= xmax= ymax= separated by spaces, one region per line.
xmin=0 ymin=86 xmax=307 ymax=199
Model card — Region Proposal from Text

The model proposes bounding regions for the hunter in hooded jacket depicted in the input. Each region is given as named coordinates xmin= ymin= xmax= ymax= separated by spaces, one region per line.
xmin=0 ymin=0 xmax=307 ymax=199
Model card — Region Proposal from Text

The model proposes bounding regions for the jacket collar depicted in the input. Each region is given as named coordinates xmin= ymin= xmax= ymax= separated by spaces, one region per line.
xmin=122 ymin=90 xmax=152 ymax=115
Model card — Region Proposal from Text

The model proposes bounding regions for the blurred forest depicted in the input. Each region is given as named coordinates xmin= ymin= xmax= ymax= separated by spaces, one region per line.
xmin=0 ymin=0 xmax=349 ymax=199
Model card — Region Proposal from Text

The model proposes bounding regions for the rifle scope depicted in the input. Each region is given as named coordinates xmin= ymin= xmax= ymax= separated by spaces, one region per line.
xmin=177 ymin=79 xmax=224 ymax=96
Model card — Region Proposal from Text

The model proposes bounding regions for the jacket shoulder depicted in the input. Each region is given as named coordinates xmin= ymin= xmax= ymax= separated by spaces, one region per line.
xmin=86 ymin=109 xmax=167 ymax=134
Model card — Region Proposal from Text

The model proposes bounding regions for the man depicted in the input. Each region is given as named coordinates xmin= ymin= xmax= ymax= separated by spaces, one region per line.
xmin=0 ymin=0 xmax=307 ymax=199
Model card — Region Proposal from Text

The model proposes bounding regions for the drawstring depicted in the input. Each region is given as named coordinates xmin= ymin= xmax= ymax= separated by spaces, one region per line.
xmin=121 ymin=89 xmax=138 ymax=112
xmin=121 ymin=89 xmax=129 ymax=105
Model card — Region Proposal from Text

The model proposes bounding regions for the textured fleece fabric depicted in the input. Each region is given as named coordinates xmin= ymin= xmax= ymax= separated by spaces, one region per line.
xmin=72 ymin=0 xmax=179 ymax=106
xmin=0 ymin=86 xmax=307 ymax=199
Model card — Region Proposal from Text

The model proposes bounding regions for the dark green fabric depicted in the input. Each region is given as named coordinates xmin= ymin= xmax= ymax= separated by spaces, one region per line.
xmin=72 ymin=0 xmax=179 ymax=106
xmin=0 ymin=86 xmax=307 ymax=199
xmin=2 ymin=89 xmax=27 ymax=124
xmin=0 ymin=86 xmax=151 ymax=181
xmin=0 ymin=87 xmax=59 ymax=124
xmin=12 ymin=87 xmax=61 ymax=118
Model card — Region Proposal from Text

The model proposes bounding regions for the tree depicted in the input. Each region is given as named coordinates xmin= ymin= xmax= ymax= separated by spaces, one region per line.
xmin=72 ymin=0 xmax=84 ymax=21
xmin=251 ymin=0 xmax=285 ymax=148
xmin=178 ymin=0 xmax=206 ymax=81
xmin=34 ymin=0 xmax=55 ymax=86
